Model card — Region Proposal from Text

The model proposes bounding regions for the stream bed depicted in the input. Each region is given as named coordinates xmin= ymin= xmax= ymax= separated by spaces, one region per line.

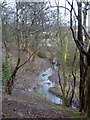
xmin=37 ymin=67 xmax=62 ymax=104
xmin=36 ymin=60 xmax=78 ymax=109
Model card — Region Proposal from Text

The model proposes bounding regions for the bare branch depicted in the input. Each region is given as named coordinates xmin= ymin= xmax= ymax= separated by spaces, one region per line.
xmin=70 ymin=4 xmax=88 ymax=57
xmin=50 ymin=5 xmax=70 ymax=12
xmin=18 ymin=49 xmax=38 ymax=68
xmin=83 ymin=25 xmax=90 ymax=39
xmin=66 ymin=0 xmax=78 ymax=19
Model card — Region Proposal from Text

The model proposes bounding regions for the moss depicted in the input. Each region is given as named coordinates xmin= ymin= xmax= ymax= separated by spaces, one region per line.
xmin=34 ymin=92 xmax=45 ymax=99
xmin=49 ymin=85 xmax=62 ymax=98
xmin=0 ymin=82 xmax=3 ymax=86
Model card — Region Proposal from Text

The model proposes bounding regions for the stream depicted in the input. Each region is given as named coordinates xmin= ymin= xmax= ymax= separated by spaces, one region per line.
xmin=38 ymin=68 xmax=62 ymax=104
xmin=36 ymin=58 xmax=77 ymax=109
xmin=37 ymin=58 xmax=62 ymax=104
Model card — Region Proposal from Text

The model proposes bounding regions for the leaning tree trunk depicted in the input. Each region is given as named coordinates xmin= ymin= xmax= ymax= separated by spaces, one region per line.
xmin=6 ymin=66 xmax=19 ymax=95
xmin=6 ymin=2 xmax=21 ymax=95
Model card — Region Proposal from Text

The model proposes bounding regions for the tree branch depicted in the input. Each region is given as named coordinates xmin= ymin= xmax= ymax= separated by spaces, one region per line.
xmin=50 ymin=5 xmax=70 ymax=12
xmin=70 ymin=3 xmax=88 ymax=57
xmin=18 ymin=49 xmax=38 ymax=68
xmin=82 ymin=25 xmax=90 ymax=39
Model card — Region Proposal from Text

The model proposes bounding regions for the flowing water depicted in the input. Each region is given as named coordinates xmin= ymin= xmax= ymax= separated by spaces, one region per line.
xmin=37 ymin=59 xmax=62 ymax=104
xmin=37 ymin=59 xmax=77 ymax=108
xmin=26 ymin=58 xmax=77 ymax=108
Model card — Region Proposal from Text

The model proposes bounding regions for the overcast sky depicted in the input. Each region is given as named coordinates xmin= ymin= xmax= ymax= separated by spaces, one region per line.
xmin=0 ymin=0 xmax=88 ymax=26
xmin=1 ymin=0 xmax=66 ymax=4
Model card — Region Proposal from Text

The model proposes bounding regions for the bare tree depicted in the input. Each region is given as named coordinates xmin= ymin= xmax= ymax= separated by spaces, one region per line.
xmin=68 ymin=0 xmax=90 ymax=116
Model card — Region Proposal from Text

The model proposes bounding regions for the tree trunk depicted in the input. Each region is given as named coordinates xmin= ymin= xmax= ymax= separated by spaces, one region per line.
xmin=6 ymin=66 xmax=19 ymax=95
xmin=86 ymin=47 xmax=90 ymax=117
xmin=78 ymin=2 xmax=85 ymax=112
xmin=87 ymin=66 xmax=90 ymax=117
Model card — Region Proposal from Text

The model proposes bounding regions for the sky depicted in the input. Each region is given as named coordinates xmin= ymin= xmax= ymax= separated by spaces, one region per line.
xmin=0 ymin=0 xmax=71 ymax=13
xmin=0 ymin=0 xmax=88 ymax=26
xmin=0 ymin=0 xmax=66 ymax=4
xmin=0 ymin=0 xmax=73 ymax=12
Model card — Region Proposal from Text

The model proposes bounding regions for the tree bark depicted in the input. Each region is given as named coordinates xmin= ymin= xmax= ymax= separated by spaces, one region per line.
xmin=6 ymin=66 xmax=19 ymax=95
xmin=78 ymin=2 xmax=85 ymax=112
xmin=86 ymin=65 xmax=90 ymax=117
xmin=86 ymin=47 xmax=90 ymax=117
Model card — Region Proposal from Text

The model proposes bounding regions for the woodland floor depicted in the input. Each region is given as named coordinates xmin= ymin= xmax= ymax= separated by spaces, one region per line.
xmin=2 ymin=47 xmax=86 ymax=118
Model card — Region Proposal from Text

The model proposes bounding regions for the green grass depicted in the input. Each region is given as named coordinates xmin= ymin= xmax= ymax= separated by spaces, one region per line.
xmin=50 ymin=104 xmax=87 ymax=118
xmin=24 ymin=101 xmax=37 ymax=106
xmin=65 ymin=109 xmax=87 ymax=118
xmin=51 ymin=105 xmax=61 ymax=110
